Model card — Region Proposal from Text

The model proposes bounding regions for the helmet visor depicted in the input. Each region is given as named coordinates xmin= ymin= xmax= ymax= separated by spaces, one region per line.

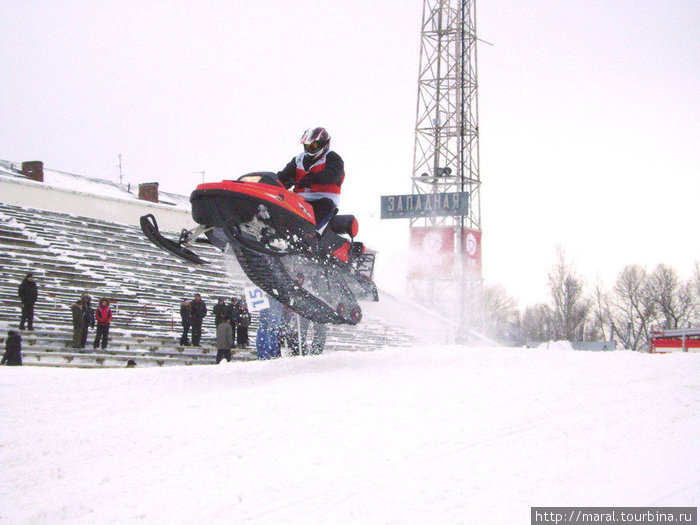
xmin=303 ymin=141 xmax=323 ymax=155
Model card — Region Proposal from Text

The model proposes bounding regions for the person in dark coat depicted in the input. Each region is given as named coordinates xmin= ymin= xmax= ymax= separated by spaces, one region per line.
xmin=18 ymin=272 xmax=38 ymax=331
xmin=1 ymin=330 xmax=22 ymax=366
xmin=190 ymin=294 xmax=207 ymax=347
xmin=179 ymin=299 xmax=191 ymax=346
xmin=70 ymin=298 xmax=84 ymax=348
xmin=213 ymin=298 xmax=228 ymax=326
xmin=234 ymin=298 xmax=251 ymax=349
xmin=93 ymin=298 xmax=113 ymax=349
xmin=277 ymin=127 xmax=344 ymax=230
xmin=79 ymin=295 xmax=95 ymax=349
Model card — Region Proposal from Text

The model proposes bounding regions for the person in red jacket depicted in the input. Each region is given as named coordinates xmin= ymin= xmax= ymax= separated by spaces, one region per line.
xmin=93 ymin=298 xmax=113 ymax=349
xmin=277 ymin=127 xmax=345 ymax=230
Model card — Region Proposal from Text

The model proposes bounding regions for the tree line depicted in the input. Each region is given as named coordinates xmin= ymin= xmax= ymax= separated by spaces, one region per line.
xmin=481 ymin=248 xmax=700 ymax=350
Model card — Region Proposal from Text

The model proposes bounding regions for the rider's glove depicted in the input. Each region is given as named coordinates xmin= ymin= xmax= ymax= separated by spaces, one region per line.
xmin=296 ymin=177 xmax=312 ymax=189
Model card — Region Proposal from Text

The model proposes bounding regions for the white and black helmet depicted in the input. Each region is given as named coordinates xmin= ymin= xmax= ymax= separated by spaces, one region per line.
xmin=300 ymin=127 xmax=330 ymax=160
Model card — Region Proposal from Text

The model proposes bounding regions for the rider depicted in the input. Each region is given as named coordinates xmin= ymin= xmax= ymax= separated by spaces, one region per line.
xmin=277 ymin=127 xmax=344 ymax=230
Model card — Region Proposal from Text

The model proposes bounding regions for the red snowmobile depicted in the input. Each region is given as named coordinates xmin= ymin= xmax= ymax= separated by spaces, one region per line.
xmin=141 ymin=172 xmax=377 ymax=325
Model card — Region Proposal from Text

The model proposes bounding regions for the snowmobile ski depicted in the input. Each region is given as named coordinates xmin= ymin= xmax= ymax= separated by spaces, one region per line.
xmin=140 ymin=214 xmax=209 ymax=265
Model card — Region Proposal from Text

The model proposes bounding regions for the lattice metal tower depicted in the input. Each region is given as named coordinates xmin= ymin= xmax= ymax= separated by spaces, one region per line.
xmin=410 ymin=0 xmax=482 ymax=330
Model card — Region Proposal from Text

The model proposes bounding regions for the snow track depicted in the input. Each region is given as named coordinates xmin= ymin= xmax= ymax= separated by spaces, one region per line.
xmin=0 ymin=346 xmax=697 ymax=524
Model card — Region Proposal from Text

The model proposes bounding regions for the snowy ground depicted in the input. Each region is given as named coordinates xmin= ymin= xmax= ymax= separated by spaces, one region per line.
xmin=1 ymin=344 xmax=698 ymax=524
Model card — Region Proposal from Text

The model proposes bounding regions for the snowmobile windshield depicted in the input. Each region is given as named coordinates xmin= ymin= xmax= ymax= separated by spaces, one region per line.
xmin=237 ymin=172 xmax=284 ymax=188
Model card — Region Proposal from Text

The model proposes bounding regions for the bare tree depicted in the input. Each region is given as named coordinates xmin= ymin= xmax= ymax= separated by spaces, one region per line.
xmin=679 ymin=279 xmax=699 ymax=327
xmin=609 ymin=265 xmax=655 ymax=350
xmin=517 ymin=258 xmax=700 ymax=350
xmin=547 ymin=247 xmax=589 ymax=340
xmin=691 ymin=261 xmax=700 ymax=325
xmin=648 ymin=264 xmax=697 ymax=329
xmin=522 ymin=303 xmax=550 ymax=342
xmin=589 ymin=281 xmax=612 ymax=341
xmin=482 ymin=284 xmax=520 ymax=342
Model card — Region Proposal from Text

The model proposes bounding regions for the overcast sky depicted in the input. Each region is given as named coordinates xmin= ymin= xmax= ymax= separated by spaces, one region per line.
xmin=2 ymin=1 xmax=698 ymax=307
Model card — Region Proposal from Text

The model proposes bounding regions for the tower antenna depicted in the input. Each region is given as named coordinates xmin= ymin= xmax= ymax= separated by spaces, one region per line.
xmin=410 ymin=0 xmax=483 ymax=340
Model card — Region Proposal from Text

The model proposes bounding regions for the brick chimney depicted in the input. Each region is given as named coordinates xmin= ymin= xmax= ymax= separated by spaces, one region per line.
xmin=22 ymin=161 xmax=44 ymax=182
xmin=138 ymin=182 xmax=159 ymax=203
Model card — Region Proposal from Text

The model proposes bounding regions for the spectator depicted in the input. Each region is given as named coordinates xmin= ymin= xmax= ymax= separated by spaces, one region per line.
xmin=235 ymin=297 xmax=251 ymax=349
xmin=1 ymin=330 xmax=22 ymax=366
xmin=216 ymin=314 xmax=234 ymax=364
xmin=309 ymin=322 xmax=327 ymax=355
xmin=93 ymin=298 xmax=113 ymax=349
xmin=70 ymin=298 xmax=84 ymax=349
xmin=125 ymin=359 xmax=137 ymax=368
xmin=179 ymin=299 xmax=191 ymax=346
xmin=190 ymin=293 xmax=207 ymax=347
xmin=213 ymin=298 xmax=228 ymax=326
xmin=79 ymin=295 xmax=95 ymax=349
xmin=18 ymin=272 xmax=38 ymax=331
xmin=256 ymin=297 xmax=282 ymax=359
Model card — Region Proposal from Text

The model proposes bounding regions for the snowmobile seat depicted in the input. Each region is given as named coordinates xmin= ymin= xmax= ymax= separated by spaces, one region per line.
xmin=330 ymin=215 xmax=359 ymax=238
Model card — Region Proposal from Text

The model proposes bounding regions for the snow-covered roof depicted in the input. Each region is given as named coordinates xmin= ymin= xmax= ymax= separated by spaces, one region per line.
xmin=0 ymin=159 xmax=190 ymax=210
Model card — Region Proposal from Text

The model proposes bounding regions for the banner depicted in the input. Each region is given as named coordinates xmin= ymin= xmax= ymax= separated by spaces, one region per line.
xmin=409 ymin=227 xmax=482 ymax=278
xmin=409 ymin=227 xmax=455 ymax=277
xmin=462 ymin=229 xmax=482 ymax=277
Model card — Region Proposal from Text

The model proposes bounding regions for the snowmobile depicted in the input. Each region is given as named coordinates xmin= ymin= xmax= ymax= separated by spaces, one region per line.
xmin=140 ymin=172 xmax=378 ymax=325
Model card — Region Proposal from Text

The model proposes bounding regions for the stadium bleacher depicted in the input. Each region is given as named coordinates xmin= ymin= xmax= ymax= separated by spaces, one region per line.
xmin=0 ymin=202 xmax=416 ymax=367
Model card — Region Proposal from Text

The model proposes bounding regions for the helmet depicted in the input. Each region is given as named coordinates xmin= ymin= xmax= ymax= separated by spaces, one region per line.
xmin=300 ymin=127 xmax=330 ymax=160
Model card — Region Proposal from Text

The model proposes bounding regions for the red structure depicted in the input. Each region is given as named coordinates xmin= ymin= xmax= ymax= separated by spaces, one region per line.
xmin=649 ymin=327 xmax=700 ymax=353
xmin=22 ymin=161 xmax=44 ymax=182
xmin=138 ymin=182 xmax=159 ymax=203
